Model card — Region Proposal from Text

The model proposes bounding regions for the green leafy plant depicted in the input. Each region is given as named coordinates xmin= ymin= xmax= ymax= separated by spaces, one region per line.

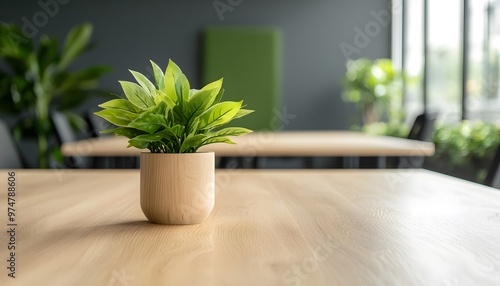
xmin=96 ymin=60 xmax=253 ymax=153
xmin=342 ymin=58 xmax=403 ymax=125
xmin=0 ymin=22 xmax=111 ymax=168
xmin=361 ymin=121 xmax=409 ymax=138
xmin=341 ymin=58 xmax=406 ymax=138
xmin=431 ymin=120 xmax=500 ymax=182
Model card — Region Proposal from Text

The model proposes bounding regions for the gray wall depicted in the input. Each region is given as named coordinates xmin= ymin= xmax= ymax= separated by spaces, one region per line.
xmin=1 ymin=0 xmax=391 ymax=130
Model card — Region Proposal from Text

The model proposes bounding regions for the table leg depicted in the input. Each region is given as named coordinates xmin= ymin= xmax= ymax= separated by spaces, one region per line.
xmin=376 ymin=156 xmax=387 ymax=169
xmin=304 ymin=157 xmax=314 ymax=168
xmin=342 ymin=157 xmax=360 ymax=168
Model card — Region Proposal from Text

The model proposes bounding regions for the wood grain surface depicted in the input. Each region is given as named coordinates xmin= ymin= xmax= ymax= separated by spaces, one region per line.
xmin=0 ymin=169 xmax=498 ymax=286
xmin=60 ymin=131 xmax=435 ymax=157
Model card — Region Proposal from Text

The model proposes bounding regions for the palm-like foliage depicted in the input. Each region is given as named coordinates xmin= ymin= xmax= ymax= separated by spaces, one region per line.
xmin=0 ymin=23 xmax=111 ymax=168
xmin=96 ymin=60 xmax=253 ymax=153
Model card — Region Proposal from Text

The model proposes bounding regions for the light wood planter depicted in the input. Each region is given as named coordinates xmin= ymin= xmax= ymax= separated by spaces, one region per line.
xmin=140 ymin=152 xmax=215 ymax=224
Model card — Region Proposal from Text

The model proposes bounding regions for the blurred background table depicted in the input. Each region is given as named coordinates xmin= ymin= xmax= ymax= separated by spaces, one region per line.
xmin=61 ymin=131 xmax=435 ymax=168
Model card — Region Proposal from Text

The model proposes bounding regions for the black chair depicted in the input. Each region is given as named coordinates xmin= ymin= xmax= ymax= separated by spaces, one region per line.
xmin=399 ymin=112 xmax=438 ymax=168
xmin=407 ymin=112 xmax=439 ymax=142
xmin=51 ymin=111 xmax=94 ymax=169
xmin=484 ymin=145 xmax=500 ymax=189
xmin=0 ymin=119 xmax=24 ymax=168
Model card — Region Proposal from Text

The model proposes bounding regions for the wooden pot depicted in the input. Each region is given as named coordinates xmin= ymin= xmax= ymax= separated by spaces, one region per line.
xmin=140 ymin=152 xmax=215 ymax=224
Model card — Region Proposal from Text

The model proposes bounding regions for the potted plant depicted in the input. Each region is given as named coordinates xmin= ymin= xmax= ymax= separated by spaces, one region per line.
xmin=96 ymin=59 xmax=253 ymax=224
xmin=341 ymin=58 xmax=406 ymax=137
xmin=0 ymin=23 xmax=111 ymax=168
xmin=426 ymin=120 xmax=500 ymax=183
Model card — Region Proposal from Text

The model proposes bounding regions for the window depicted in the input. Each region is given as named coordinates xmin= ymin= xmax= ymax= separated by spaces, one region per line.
xmin=403 ymin=0 xmax=424 ymax=123
xmin=427 ymin=0 xmax=462 ymax=122
xmin=396 ymin=0 xmax=500 ymax=123
xmin=467 ymin=0 xmax=500 ymax=121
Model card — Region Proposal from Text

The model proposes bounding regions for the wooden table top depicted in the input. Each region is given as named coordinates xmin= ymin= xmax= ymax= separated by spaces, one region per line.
xmin=61 ymin=131 xmax=435 ymax=157
xmin=1 ymin=169 xmax=499 ymax=286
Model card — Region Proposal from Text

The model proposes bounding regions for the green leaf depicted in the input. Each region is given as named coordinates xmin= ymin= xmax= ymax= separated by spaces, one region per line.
xmin=187 ymin=78 xmax=223 ymax=111
xmin=163 ymin=74 xmax=178 ymax=106
xmin=188 ymin=118 xmax=200 ymax=135
xmin=128 ymin=111 xmax=167 ymax=133
xmin=119 ymin=81 xmax=154 ymax=109
xmin=149 ymin=100 xmax=167 ymax=115
xmin=95 ymin=109 xmax=138 ymax=127
xmin=129 ymin=70 xmax=156 ymax=97
xmin=101 ymin=127 xmax=146 ymax=138
xmin=56 ymin=66 xmax=112 ymax=92
xmin=185 ymin=89 xmax=219 ymax=128
xmin=175 ymin=73 xmax=190 ymax=105
xmin=154 ymin=90 xmax=176 ymax=109
xmin=37 ymin=35 xmax=58 ymax=73
xmin=233 ymin=108 xmax=254 ymax=119
xmin=201 ymin=137 xmax=236 ymax=146
xmin=180 ymin=134 xmax=208 ymax=153
xmin=211 ymin=127 xmax=253 ymax=137
xmin=127 ymin=139 xmax=149 ymax=149
xmin=212 ymin=87 xmax=225 ymax=106
xmin=150 ymin=60 xmax=165 ymax=90
xmin=189 ymin=89 xmax=199 ymax=97
xmin=185 ymin=84 xmax=224 ymax=132
xmin=164 ymin=59 xmax=182 ymax=102
xmin=165 ymin=59 xmax=182 ymax=80
xmin=128 ymin=131 xmax=178 ymax=150
xmin=172 ymin=105 xmax=188 ymax=126
xmin=198 ymin=101 xmax=242 ymax=130
xmin=58 ymin=23 xmax=92 ymax=70
xmin=200 ymin=78 xmax=223 ymax=95
xmin=98 ymin=98 xmax=140 ymax=113
xmin=129 ymin=133 xmax=165 ymax=142
xmin=28 ymin=52 xmax=40 ymax=80
xmin=156 ymin=125 xmax=183 ymax=140
xmin=0 ymin=24 xmax=32 ymax=59
xmin=200 ymin=127 xmax=251 ymax=147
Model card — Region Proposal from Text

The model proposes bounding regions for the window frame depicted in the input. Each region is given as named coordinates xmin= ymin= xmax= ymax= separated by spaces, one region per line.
xmin=392 ymin=0 xmax=500 ymax=122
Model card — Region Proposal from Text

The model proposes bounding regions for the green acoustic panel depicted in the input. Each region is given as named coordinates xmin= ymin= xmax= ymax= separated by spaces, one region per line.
xmin=202 ymin=27 xmax=282 ymax=131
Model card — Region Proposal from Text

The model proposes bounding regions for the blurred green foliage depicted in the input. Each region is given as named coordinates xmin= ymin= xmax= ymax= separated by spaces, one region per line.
xmin=342 ymin=58 xmax=401 ymax=106
xmin=432 ymin=120 xmax=500 ymax=181
xmin=361 ymin=121 xmax=409 ymax=138
xmin=342 ymin=58 xmax=406 ymax=137
xmin=0 ymin=23 xmax=111 ymax=168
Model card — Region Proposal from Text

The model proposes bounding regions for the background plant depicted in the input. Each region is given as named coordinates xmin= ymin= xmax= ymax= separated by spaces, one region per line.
xmin=0 ymin=22 xmax=111 ymax=168
xmin=432 ymin=120 xmax=500 ymax=181
xmin=361 ymin=121 xmax=409 ymax=138
xmin=341 ymin=58 xmax=407 ymax=137
xmin=96 ymin=59 xmax=253 ymax=153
